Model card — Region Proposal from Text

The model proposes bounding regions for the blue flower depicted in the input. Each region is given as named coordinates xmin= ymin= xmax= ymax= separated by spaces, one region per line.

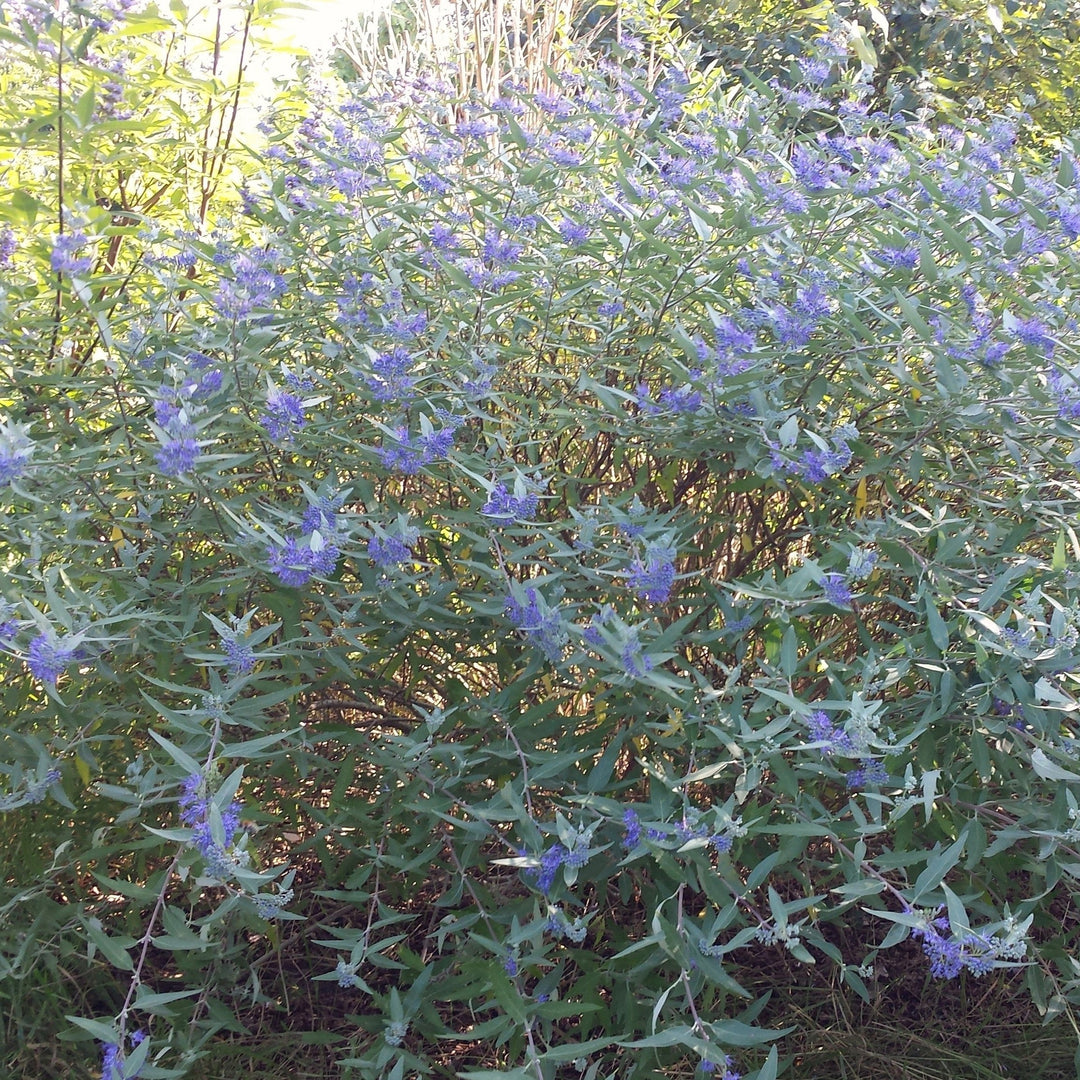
xmin=620 ymin=631 xmax=654 ymax=678
xmin=821 ymin=572 xmax=853 ymax=606
xmin=807 ymin=710 xmax=855 ymax=756
xmin=0 ymin=604 xmax=18 ymax=642
xmin=27 ymin=633 xmax=77 ymax=685
xmin=1014 ymin=316 xmax=1055 ymax=355
xmin=0 ymin=418 xmax=33 ymax=486
xmin=377 ymin=424 xmax=456 ymax=474
xmin=625 ymin=544 xmax=676 ymax=604
xmin=101 ymin=1042 xmax=123 ymax=1080
xmin=336 ymin=959 xmax=361 ymax=988
xmin=154 ymin=435 xmax=200 ymax=476
xmin=797 ymin=57 xmax=831 ymax=84
xmin=0 ymin=227 xmax=15 ymax=266
xmin=100 ymin=1031 xmax=145 ymax=1080
xmin=51 ymin=230 xmax=93 ymax=275
xmin=368 ymin=526 xmax=418 ymax=570
xmin=267 ymin=537 xmax=315 ymax=587
xmin=260 ymin=387 xmax=306 ymax=443
xmin=845 ymin=759 xmax=888 ymax=788
xmin=482 ymin=483 xmax=539 ymax=522
xmin=368 ymin=345 xmax=416 ymax=402
xmin=266 ymin=499 xmax=342 ymax=587
xmin=24 ymin=768 xmax=60 ymax=805
xmin=179 ymin=772 xmax=243 ymax=878
xmin=847 ymin=548 xmax=878 ymax=578
xmin=557 ymin=218 xmax=590 ymax=246
xmin=505 ymin=587 xmax=566 ymax=662
xmin=533 ymin=843 xmax=567 ymax=894
xmin=223 ymin=634 xmax=256 ymax=676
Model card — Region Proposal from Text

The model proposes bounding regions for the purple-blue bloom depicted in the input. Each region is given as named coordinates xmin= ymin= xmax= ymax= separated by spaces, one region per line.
xmin=101 ymin=1042 xmax=123 ymax=1080
xmin=534 ymin=842 xmax=567 ymax=894
xmin=260 ymin=388 xmax=306 ymax=443
xmin=368 ymin=533 xmax=414 ymax=569
xmin=821 ymin=572 xmax=853 ymax=606
xmin=1013 ymin=316 xmax=1055 ymax=355
xmin=0 ymin=421 xmax=33 ymax=486
xmin=807 ymin=710 xmax=855 ymax=756
xmin=1047 ymin=369 xmax=1080 ymax=420
xmin=368 ymin=345 xmax=416 ymax=402
xmin=505 ymin=587 xmax=566 ymax=662
xmin=620 ymin=632 xmax=654 ymax=678
xmin=179 ymin=772 xmax=243 ymax=878
xmin=155 ymin=435 xmax=200 ymax=477
xmin=625 ymin=544 xmax=676 ymax=604
xmin=0 ymin=604 xmax=17 ymax=642
xmin=267 ymin=533 xmax=340 ymax=587
xmin=377 ymin=424 xmax=457 ymax=475
xmin=557 ymin=218 xmax=590 ymax=246
xmin=223 ymin=634 xmax=256 ymax=676
xmin=51 ymin=230 xmax=93 ymax=275
xmin=25 ymin=768 xmax=60 ymax=804
xmin=27 ymin=633 xmax=77 ymax=685
xmin=336 ymin=960 xmax=361 ymax=988
xmin=845 ymin=759 xmax=888 ymax=788
xmin=482 ymin=483 xmax=539 ymax=522
xmin=0 ymin=227 xmax=15 ymax=267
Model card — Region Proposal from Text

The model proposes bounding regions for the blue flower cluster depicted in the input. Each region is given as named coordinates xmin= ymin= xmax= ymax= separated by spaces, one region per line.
xmin=620 ymin=628 xmax=654 ymax=678
xmin=482 ymin=482 xmax=539 ymax=521
xmin=625 ymin=543 xmax=676 ymax=603
xmin=335 ymin=959 xmax=362 ymax=988
xmin=0 ymin=417 xmax=33 ymax=486
xmin=368 ymin=534 xmax=412 ymax=569
xmin=267 ymin=529 xmax=340 ymax=587
xmin=0 ymin=226 xmax=15 ymax=266
xmin=213 ymin=247 xmax=288 ymax=319
xmin=698 ymin=1055 xmax=740 ymax=1079
xmin=657 ymin=384 xmax=704 ymax=413
xmin=367 ymin=344 xmax=416 ymax=403
xmin=820 ymin=572 xmax=853 ymax=606
xmin=505 ymin=586 xmax=566 ymax=662
xmin=546 ymin=905 xmax=588 ymax=943
xmin=911 ymin=911 xmax=1027 ymax=979
xmin=222 ymin=633 xmax=256 ymax=677
xmin=771 ymin=425 xmax=856 ymax=484
xmin=845 ymin=760 xmax=889 ymax=788
xmin=152 ymin=357 xmax=221 ymax=477
xmin=377 ymin=422 xmax=457 ymax=474
xmin=50 ymin=228 xmax=93 ymax=275
xmin=806 ymin=711 xmax=854 ymax=754
xmin=260 ymin=385 xmax=306 ymax=443
xmin=26 ymin=632 xmax=78 ymax=685
xmin=178 ymin=773 xmax=243 ymax=880
xmin=807 ymin=711 xmax=888 ymax=788
xmin=0 ymin=766 xmax=61 ymax=812
xmin=100 ymin=1031 xmax=144 ymax=1080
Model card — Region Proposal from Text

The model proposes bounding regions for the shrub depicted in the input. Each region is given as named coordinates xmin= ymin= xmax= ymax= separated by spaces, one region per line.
xmin=4 ymin=3 xmax=1080 ymax=1078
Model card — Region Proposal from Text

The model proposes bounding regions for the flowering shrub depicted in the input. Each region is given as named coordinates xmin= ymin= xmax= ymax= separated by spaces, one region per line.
xmin=6 ymin=2 xmax=1080 ymax=1078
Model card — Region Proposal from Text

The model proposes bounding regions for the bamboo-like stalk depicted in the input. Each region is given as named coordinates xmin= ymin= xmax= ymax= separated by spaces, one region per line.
xmin=336 ymin=0 xmax=597 ymax=99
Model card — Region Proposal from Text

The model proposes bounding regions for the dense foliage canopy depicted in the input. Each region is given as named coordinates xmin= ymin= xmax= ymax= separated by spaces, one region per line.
xmin=4 ymin=2 xmax=1080 ymax=1078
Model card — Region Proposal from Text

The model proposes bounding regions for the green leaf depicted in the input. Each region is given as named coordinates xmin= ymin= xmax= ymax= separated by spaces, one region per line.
xmin=911 ymin=828 xmax=970 ymax=903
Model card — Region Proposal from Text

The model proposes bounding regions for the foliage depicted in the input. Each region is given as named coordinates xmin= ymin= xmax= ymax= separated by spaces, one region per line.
xmin=5 ymin=3 xmax=1080 ymax=1079
xmin=677 ymin=0 xmax=1080 ymax=136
